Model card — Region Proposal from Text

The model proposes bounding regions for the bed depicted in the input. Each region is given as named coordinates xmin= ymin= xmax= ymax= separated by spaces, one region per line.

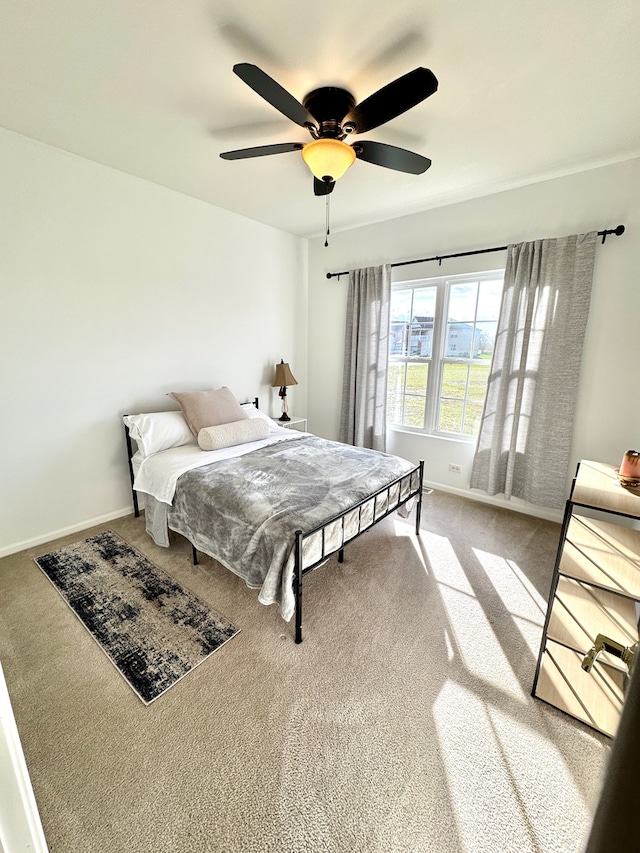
xmin=124 ymin=392 xmax=423 ymax=643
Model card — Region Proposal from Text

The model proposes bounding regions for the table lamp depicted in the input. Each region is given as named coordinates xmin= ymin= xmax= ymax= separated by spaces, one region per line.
xmin=272 ymin=360 xmax=297 ymax=422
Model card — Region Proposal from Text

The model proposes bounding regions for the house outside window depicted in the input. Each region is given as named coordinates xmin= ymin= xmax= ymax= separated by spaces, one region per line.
xmin=387 ymin=270 xmax=504 ymax=438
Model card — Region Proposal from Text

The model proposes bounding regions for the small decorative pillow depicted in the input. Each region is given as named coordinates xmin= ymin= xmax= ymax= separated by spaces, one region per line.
xmin=168 ymin=386 xmax=248 ymax=436
xmin=123 ymin=411 xmax=196 ymax=457
xmin=198 ymin=418 xmax=269 ymax=451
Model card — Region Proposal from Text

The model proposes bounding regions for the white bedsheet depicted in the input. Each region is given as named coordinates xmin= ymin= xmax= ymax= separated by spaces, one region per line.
xmin=133 ymin=425 xmax=306 ymax=504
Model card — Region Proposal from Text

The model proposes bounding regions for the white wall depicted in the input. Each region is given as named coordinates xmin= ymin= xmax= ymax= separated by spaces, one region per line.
xmin=2 ymin=135 xmax=637 ymax=554
xmin=307 ymin=158 xmax=640 ymax=519
xmin=0 ymin=128 xmax=307 ymax=556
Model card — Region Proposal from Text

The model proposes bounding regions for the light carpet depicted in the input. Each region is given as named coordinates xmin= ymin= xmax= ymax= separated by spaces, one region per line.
xmin=0 ymin=491 xmax=609 ymax=852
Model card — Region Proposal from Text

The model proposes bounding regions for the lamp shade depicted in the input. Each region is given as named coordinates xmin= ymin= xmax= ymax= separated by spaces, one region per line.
xmin=301 ymin=138 xmax=356 ymax=182
xmin=272 ymin=360 xmax=298 ymax=388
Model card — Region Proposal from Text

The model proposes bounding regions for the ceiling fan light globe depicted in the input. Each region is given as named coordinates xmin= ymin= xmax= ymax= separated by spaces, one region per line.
xmin=301 ymin=138 xmax=356 ymax=182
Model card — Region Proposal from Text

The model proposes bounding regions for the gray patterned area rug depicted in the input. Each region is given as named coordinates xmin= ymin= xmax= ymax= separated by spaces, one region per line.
xmin=35 ymin=531 xmax=239 ymax=704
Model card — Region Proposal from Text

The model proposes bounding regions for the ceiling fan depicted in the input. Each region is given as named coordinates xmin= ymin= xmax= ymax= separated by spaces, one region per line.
xmin=220 ymin=63 xmax=438 ymax=196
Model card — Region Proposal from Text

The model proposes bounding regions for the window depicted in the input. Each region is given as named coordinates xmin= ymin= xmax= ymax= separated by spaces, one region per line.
xmin=387 ymin=270 xmax=504 ymax=438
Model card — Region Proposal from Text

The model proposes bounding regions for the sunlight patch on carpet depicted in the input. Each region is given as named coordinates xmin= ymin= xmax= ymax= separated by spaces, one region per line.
xmin=472 ymin=548 xmax=547 ymax=619
xmin=434 ymin=680 xmax=592 ymax=853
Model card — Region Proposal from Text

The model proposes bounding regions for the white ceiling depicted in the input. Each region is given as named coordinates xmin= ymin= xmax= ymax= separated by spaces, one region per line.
xmin=1 ymin=0 xmax=639 ymax=238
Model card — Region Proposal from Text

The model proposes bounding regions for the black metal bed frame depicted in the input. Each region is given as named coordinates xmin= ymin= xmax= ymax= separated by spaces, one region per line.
xmin=124 ymin=398 xmax=424 ymax=643
xmin=291 ymin=461 xmax=423 ymax=643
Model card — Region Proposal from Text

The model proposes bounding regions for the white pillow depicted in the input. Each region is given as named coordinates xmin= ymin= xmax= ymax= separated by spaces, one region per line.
xmin=198 ymin=418 xmax=269 ymax=451
xmin=241 ymin=403 xmax=280 ymax=426
xmin=123 ymin=411 xmax=196 ymax=457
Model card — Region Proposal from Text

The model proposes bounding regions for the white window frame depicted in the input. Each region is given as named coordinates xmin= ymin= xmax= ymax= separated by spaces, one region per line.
xmin=387 ymin=269 xmax=504 ymax=441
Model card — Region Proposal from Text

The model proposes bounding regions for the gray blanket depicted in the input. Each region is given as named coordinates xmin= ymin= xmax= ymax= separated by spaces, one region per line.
xmin=146 ymin=436 xmax=417 ymax=621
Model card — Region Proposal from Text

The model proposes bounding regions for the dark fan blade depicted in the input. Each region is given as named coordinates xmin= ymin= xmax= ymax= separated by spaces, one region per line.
xmin=354 ymin=140 xmax=431 ymax=174
xmin=220 ymin=142 xmax=303 ymax=160
xmin=314 ymin=177 xmax=335 ymax=196
xmin=233 ymin=63 xmax=313 ymax=127
xmin=347 ymin=67 xmax=438 ymax=134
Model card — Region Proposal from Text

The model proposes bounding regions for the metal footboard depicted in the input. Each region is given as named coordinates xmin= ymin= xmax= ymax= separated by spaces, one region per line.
xmin=293 ymin=460 xmax=424 ymax=643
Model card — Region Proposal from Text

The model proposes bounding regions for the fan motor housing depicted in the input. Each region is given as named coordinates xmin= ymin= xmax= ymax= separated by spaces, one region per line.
xmin=303 ymin=87 xmax=356 ymax=137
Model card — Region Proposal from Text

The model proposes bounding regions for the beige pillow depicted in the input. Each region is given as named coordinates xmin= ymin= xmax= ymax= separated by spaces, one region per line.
xmin=198 ymin=418 xmax=269 ymax=451
xmin=168 ymin=387 xmax=248 ymax=436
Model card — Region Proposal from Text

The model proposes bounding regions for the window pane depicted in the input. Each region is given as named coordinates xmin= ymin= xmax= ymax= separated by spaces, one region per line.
xmin=409 ymin=287 xmax=436 ymax=357
xmin=438 ymin=399 xmax=463 ymax=433
xmin=390 ymin=289 xmax=412 ymax=355
xmin=463 ymin=401 xmax=484 ymax=436
xmin=468 ymin=364 xmax=490 ymax=401
xmin=409 ymin=320 xmax=433 ymax=357
xmin=403 ymin=363 xmax=428 ymax=427
xmin=413 ymin=287 xmax=437 ymax=316
xmin=386 ymin=363 xmax=406 ymax=423
xmin=474 ymin=321 xmax=497 ymax=359
xmin=476 ymin=279 xmax=503 ymax=320
xmin=403 ymin=395 xmax=426 ymax=428
xmin=448 ymin=281 xmax=478 ymax=323
xmin=442 ymin=363 xmax=468 ymax=399
xmin=405 ymin=362 xmax=428 ymax=393
xmin=445 ymin=321 xmax=475 ymax=358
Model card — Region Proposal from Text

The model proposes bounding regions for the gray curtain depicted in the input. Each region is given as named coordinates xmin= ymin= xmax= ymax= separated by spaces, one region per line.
xmin=339 ymin=264 xmax=391 ymax=451
xmin=469 ymin=232 xmax=597 ymax=508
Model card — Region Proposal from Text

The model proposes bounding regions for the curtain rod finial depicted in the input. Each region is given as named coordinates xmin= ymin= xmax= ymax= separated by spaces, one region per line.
xmin=601 ymin=224 xmax=625 ymax=243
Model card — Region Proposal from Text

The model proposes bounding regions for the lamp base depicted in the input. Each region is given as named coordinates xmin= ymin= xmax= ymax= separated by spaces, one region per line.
xmin=278 ymin=413 xmax=291 ymax=422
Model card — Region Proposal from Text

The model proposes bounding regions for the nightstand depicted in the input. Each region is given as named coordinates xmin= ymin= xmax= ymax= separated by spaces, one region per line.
xmin=278 ymin=416 xmax=307 ymax=431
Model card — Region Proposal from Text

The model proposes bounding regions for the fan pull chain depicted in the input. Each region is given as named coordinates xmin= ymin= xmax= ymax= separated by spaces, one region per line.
xmin=324 ymin=194 xmax=331 ymax=247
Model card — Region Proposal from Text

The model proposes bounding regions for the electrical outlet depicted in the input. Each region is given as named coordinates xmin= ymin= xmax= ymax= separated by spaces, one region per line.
xmin=449 ymin=463 xmax=462 ymax=473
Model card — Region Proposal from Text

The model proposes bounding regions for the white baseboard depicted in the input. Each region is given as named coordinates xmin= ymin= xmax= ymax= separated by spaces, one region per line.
xmin=0 ymin=508 xmax=133 ymax=559
xmin=1 ymin=484 xmax=562 ymax=561
xmin=422 ymin=479 xmax=564 ymax=524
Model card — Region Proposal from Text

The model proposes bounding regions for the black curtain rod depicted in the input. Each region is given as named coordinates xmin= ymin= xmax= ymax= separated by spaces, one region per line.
xmin=325 ymin=224 xmax=625 ymax=280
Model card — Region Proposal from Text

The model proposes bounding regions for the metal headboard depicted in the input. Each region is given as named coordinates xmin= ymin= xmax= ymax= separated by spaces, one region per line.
xmin=123 ymin=395 xmax=260 ymax=518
